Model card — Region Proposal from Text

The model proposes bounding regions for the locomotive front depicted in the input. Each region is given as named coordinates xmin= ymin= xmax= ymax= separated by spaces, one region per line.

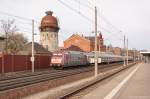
xmin=50 ymin=52 xmax=64 ymax=68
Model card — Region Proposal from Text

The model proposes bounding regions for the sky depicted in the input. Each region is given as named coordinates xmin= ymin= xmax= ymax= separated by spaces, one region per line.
xmin=0 ymin=0 xmax=149 ymax=51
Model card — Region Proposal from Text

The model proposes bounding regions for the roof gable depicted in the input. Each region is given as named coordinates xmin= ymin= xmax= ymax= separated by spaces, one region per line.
xmin=64 ymin=34 xmax=90 ymax=43
xmin=21 ymin=42 xmax=51 ymax=54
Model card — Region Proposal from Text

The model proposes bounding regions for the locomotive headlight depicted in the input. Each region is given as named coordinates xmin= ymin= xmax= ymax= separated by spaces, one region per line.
xmin=58 ymin=59 xmax=62 ymax=62
xmin=51 ymin=59 xmax=54 ymax=61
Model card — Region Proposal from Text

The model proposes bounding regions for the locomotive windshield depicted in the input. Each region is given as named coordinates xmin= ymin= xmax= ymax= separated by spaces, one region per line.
xmin=53 ymin=53 xmax=63 ymax=56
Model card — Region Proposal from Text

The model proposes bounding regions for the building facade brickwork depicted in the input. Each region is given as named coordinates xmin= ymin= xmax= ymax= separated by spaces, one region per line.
xmin=64 ymin=34 xmax=93 ymax=52
xmin=64 ymin=33 xmax=106 ymax=52
xmin=114 ymin=47 xmax=122 ymax=56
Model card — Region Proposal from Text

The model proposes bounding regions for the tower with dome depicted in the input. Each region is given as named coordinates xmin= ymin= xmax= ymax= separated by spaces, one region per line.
xmin=39 ymin=11 xmax=59 ymax=52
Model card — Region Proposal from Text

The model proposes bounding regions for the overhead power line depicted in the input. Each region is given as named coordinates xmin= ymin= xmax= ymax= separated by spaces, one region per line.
xmin=70 ymin=0 xmax=93 ymax=10
xmin=0 ymin=11 xmax=32 ymax=21
xmin=0 ymin=11 xmax=40 ymax=25
xmin=58 ymin=0 xmax=124 ymax=41
xmin=58 ymin=0 xmax=91 ymax=22
xmin=58 ymin=0 xmax=123 ymax=35
xmin=74 ymin=0 xmax=123 ymax=34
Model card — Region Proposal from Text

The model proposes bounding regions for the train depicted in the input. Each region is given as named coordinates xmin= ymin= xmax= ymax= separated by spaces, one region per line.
xmin=86 ymin=52 xmax=123 ymax=64
xmin=50 ymin=50 xmax=134 ymax=69
xmin=86 ymin=51 xmax=133 ymax=64
xmin=50 ymin=51 xmax=89 ymax=69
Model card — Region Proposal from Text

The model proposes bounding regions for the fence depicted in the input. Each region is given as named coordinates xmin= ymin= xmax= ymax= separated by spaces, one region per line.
xmin=0 ymin=57 xmax=2 ymax=73
xmin=0 ymin=54 xmax=51 ymax=73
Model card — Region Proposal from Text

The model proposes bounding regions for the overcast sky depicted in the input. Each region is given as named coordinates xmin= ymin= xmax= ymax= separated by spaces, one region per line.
xmin=0 ymin=0 xmax=149 ymax=51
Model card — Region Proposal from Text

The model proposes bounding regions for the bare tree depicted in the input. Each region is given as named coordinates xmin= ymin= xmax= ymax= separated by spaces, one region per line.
xmin=8 ymin=33 xmax=28 ymax=54
xmin=0 ymin=19 xmax=28 ymax=54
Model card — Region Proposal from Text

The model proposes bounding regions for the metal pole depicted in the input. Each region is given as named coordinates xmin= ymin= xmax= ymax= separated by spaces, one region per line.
xmin=126 ymin=38 xmax=128 ymax=65
xmin=98 ymin=36 xmax=101 ymax=54
xmin=94 ymin=6 xmax=98 ymax=77
xmin=138 ymin=52 xmax=139 ymax=61
xmin=134 ymin=49 xmax=135 ymax=63
xmin=31 ymin=20 xmax=35 ymax=72
xmin=124 ymin=35 xmax=126 ymax=66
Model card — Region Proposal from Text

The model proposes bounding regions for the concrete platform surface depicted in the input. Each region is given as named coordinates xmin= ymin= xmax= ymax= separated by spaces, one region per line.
xmin=114 ymin=63 xmax=150 ymax=99
xmin=81 ymin=63 xmax=150 ymax=99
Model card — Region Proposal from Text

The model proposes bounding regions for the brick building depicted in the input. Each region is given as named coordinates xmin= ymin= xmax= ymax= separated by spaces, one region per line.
xmin=107 ymin=46 xmax=139 ymax=57
xmin=64 ymin=33 xmax=106 ymax=52
xmin=113 ymin=47 xmax=122 ymax=56
xmin=107 ymin=46 xmax=124 ymax=56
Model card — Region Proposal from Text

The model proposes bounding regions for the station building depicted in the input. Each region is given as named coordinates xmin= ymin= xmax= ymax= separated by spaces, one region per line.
xmin=64 ymin=33 xmax=106 ymax=52
xmin=113 ymin=47 xmax=122 ymax=56
xmin=140 ymin=51 xmax=150 ymax=63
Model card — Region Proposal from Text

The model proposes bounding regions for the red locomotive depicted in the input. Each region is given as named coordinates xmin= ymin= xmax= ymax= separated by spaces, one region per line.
xmin=50 ymin=51 xmax=89 ymax=69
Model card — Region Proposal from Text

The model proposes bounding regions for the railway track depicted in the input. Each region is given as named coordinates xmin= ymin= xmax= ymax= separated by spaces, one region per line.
xmin=0 ymin=69 xmax=61 ymax=81
xmin=0 ymin=62 xmax=124 ymax=91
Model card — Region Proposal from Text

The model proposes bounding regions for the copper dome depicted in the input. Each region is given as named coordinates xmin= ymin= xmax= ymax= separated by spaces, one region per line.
xmin=40 ymin=11 xmax=59 ymax=31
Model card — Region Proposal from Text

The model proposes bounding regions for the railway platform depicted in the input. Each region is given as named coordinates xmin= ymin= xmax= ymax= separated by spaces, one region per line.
xmin=81 ymin=63 xmax=150 ymax=99
xmin=23 ymin=63 xmax=136 ymax=99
